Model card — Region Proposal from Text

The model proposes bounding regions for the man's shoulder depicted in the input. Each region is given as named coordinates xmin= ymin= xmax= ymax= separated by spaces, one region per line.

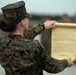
xmin=0 ymin=34 xmax=10 ymax=43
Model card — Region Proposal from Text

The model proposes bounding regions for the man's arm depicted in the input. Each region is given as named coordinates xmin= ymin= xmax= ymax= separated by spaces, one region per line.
xmin=24 ymin=25 xmax=44 ymax=39
xmin=24 ymin=20 xmax=56 ymax=39
xmin=37 ymin=41 xmax=74 ymax=73
xmin=42 ymin=50 xmax=74 ymax=73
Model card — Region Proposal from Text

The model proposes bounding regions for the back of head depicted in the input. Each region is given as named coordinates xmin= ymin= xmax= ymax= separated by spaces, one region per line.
xmin=0 ymin=1 xmax=31 ymax=32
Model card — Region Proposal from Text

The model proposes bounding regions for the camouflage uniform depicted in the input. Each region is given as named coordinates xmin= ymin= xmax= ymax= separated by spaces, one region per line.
xmin=0 ymin=33 xmax=68 ymax=75
xmin=0 ymin=1 xmax=68 ymax=75
xmin=24 ymin=25 xmax=44 ymax=39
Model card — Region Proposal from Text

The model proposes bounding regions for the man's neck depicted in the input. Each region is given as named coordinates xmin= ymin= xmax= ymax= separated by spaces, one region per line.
xmin=10 ymin=30 xmax=24 ymax=37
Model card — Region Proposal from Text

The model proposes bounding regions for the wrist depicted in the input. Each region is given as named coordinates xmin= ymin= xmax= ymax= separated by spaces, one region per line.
xmin=38 ymin=23 xmax=45 ymax=30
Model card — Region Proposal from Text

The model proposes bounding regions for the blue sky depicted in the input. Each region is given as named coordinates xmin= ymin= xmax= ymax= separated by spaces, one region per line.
xmin=0 ymin=0 xmax=76 ymax=16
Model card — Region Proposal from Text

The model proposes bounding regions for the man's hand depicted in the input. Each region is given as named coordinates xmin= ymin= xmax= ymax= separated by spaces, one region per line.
xmin=67 ymin=58 xmax=74 ymax=67
xmin=44 ymin=20 xmax=57 ymax=29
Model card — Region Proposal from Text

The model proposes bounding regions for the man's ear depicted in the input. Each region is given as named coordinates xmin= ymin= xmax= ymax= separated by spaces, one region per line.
xmin=21 ymin=20 xmax=24 ymax=27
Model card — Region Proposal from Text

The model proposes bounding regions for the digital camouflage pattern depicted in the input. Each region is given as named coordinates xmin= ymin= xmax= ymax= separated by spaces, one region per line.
xmin=24 ymin=25 xmax=44 ymax=39
xmin=0 ymin=27 xmax=68 ymax=75
xmin=1 ymin=1 xmax=30 ymax=18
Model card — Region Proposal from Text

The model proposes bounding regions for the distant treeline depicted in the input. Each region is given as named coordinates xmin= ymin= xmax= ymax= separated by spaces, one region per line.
xmin=30 ymin=14 xmax=62 ymax=20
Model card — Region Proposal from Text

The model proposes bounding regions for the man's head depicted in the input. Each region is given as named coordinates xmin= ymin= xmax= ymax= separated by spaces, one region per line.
xmin=0 ymin=1 xmax=31 ymax=32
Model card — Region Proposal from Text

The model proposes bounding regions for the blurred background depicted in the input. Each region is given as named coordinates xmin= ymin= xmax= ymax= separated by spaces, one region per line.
xmin=0 ymin=0 xmax=76 ymax=75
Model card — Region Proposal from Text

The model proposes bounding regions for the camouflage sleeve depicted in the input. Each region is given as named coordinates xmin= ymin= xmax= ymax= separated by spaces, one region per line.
xmin=24 ymin=25 xmax=44 ymax=39
xmin=43 ymin=55 xmax=68 ymax=73
xmin=37 ymin=42 xmax=68 ymax=73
